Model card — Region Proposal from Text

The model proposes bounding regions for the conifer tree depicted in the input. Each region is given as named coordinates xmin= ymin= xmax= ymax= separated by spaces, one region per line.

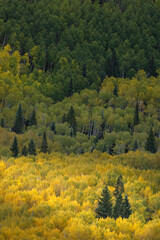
xmin=0 ymin=117 xmax=5 ymax=128
xmin=68 ymin=78 xmax=73 ymax=97
xmin=113 ymin=84 xmax=118 ymax=97
xmin=28 ymin=139 xmax=36 ymax=155
xmin=10 ymin=136 xmax=19 ymax=157
xmin=41 ymin=131 xmax=48 ymax=153
xmin=114 ymin=175 xmax=124 ymax=197
xmin=145 ymin=128 xmax=157 ymax=153
xmin=12 ymin=103 xmax=24 ymax=134
xmin=133 ymin=102 xmax=140 ymax=126
xmin=95 ymin=185 xmax=112 ymax=218
xmin=50 ymin=122 xmax=56 ymax=133
xmin=122 ymin=195 xmax=132 ymax=218
xmin=67 ymin=106 xmax=77 ymax=136
xmin=30 ymin=109 xmax=37 ymax=126
xmin=62 ymin=113 xmax=67 ymax=123
xmin=22 ymin=145 xmax=28 ymax=156
xmin=113 ymin=192 xmax=123 ymax=219
xmin=133 ymin=139 xmax=138 ymax=151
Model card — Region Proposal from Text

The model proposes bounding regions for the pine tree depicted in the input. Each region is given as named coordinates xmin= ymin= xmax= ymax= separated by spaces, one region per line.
xmin=28 ymin=139 xmax=36 ymax=155
xmin=148 ymin=55 xmax=157 ymax=77
xmin=0 ymin=117 xmax=5 ymax=128
xmin=113 ymin=84 xmax=118 ymax=97
xmin=95 ymin=185 xmax=112 ymax=218
xmin=22 ymin=145 xmax=28 ymax=156
xmin=62 ymin=113 xmax=67 ymax=123
xmin=12 ymin=103 xmax=24 ymax=134
xmin=114 ymin=175 xmax=124 ymax=197
xmin=133 ymin=102 xmax=140 ymax=126
xmin=67 ymin=106 xmax=77 ymax=136
xmin=133 ymin=139 xmax=138 ymax=151
xmin=145 ymin=128 xmax=157 ymax=153
xmin=122 ymin=195 xmax=132 ymax=218
xmin=30 ymin=109 xmax=37 ymax=126
xmin=10 ymin=136 xmax=19 ymax=157
xmin=41 ymin=131 xmax=48 ymax=153
xmin=112 ymin=192 xmax=123 ymax=219
xmin=50 ymin=122 xmax=56 ymax=133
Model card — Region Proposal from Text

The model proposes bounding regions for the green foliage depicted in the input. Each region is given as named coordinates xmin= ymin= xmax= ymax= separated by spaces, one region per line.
xmin=95 ymin=185 xmax=112 ymax=218
xmin=122 ymin=195 xmax=132 ymax=219
xmin=30 ymin=109 xmax=37 ymax=126
xmin=0 ymin=118 xmax=5 ymax=128
xmin=113 ymin=192 xmax=123 ymax=219
xmin=145 ymin=128 xmax=157 ymax=153
xmin=10 ymin=136 xmax=18 ymax=157
xmin=133 ymin=102 xmax=140 ymax=126
xmin=21 ymin=145 xmax=28 ymax=156
xmin=114 ymin=175 xmax=124 ymax=197
xmin=12 ymin=103 xmax=24 ymax=134
xmin=41 ymin=131 xmax=48 ymax=153
xmin=28 ymin=139 xmax=36 ymax=156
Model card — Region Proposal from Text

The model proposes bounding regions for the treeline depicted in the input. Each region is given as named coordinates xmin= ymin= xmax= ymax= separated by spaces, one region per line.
xmin=0 ymin=46 xmax=160 ymax=157
xmin=0 ymin=0 xmax=160 ymax=101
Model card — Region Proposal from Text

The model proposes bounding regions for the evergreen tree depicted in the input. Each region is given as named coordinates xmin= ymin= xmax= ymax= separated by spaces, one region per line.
xmin=113 ymin=192 xmax=123 ymax=219
xmin=62 ymin=113 xmax=67 ymax=123
xmin=114 ymin=175 xmax=124 ymax=197
xmin=95 ymin=185 xmax=112 ymax=218
xmin=133 ymin=139 xmax=138 ymax=151
xmin=67 ymin=106 xmax=77 ymax=136
xmin=133 ymin=102 xmax=140 ymax=126
xmin=50 ymin=122 xmax=56 ymax=133
xmin=41 ymin=131 xmax=48 ymax=153
xmin=148 ymin=55 xmax=157 ymax=77
xmin=22 ymin=145 xmax=28 ymax=156
xmin=122 ymin=195 xmax=132 ymax=218
xmin=28 ymin=139 xmax=36 ymax=155
xmin=30 ymin=109 xmax=37 ymax=126
xmin=10 ymin=136 xmax=19 ymax=157
xmin=0 ymin=117 xmax=5 ymax=128
xmin=68 ymin=78 xmax=73 ymax=97
xmin=113 ymin=84 xmax=118 ymax=97
xmin=12 ymin=103 xmax=24 ymax=134
xmin=145 ymin=128 xmax=157 ymax=153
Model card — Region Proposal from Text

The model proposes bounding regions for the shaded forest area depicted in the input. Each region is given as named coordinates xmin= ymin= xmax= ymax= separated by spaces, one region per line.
xmin=0 ymin=0 xmax=160 ymax=101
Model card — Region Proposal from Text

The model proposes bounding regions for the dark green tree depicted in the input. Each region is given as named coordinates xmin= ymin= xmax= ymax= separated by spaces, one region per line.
xmin=83 ymin=64 xmax=87 ymax=78
xmin=10 ymin=136 xmax=19 ymax=157
xmin=0 ymin=117 xmax=5 ymax=128
xmin=62 ymin=113 xmax=67 ymax=123
xmin=28 ymin=139 xmax=36 ymax=155
xmin=148 ymin=55 xmax=157 ymax=77
xmin=30 ymin=109 xmax=37 ymax=126
xmin=22 ymin=145 xmax=28 ymax=156
xmin=113 ymin=84 xmax=118 ymax=97
xmin=95 ymin=185 xmax=112 ymax=218
xmin=122 ymin=195 xmax=132 ymax=218
xmin=68 ymin=78 xmax=73 ymax=97
xmin=114 ymin=175 xmax=124 ymax=197
xmin=67 ymin=106 xmax=77 ymax=136
xmin=145 ymin=128 xmax=157 ymax=153
xmin=133 ymin=102 xmax=140 ymax=126
xmin=41 ymin=131 xmax=48 ymax=153
xmin=12 ymin=103 xmax=24 ymax=134
xmin=133 ymin=139 xmax=138 ymax=151
xmin=112 ymin=192 xmax=123 ymax=219
xmin=50 ymin=122 xmax=56 ymax=133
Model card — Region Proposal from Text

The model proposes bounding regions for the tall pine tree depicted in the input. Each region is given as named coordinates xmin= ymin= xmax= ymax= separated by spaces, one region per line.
xmin=12 ymin=103 xmax=24 ymax=134
xmin=30 ymin=109 xmax=37 ymax=126
xmin=22 ymin=145 xmax=28 ymax=156
xmin=10 ymin=136 xmax=19 ymax=157
xmin=41 ymin=131 xmax=48 ymax=153
xmin=112 ymin=192 xmax=123 ymax=219
xmin=0 ymin=117 xmax=5 ymax=128
xmin=95 ymin=185 xmax=112 ymax=218
xmin=67 ymin=106 xmax=77 ymax=136
xmin=133 ymin=102 xmax=140 ymax=126
xmin=122 ymin=195 xmax=132 ymax=218
xmin=145 ymin=128 xmax=157 ymax=153
xmin=114 ymin=175 xmax=124 ymax=197
xmin=28 ymin=139 xmax=36 ymax=155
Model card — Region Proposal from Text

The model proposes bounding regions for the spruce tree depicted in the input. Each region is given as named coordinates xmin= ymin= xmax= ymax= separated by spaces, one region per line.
xmin=10 ymin=136 xmax=19 ymax=157
xmin=12 ymin=103 xmax=24 ymax=134
xmin=30 ymin=109 xmax=37 ymax=126
xmin=133 ymin=102 xmax=140 ymax=126
xmin=114 ymin=175 xmax=124 ymax=197
xmin=133 ymin=139 xmax=138 ymax=151
xmin=113 ymin=84 xmax=118 ymax=97
xmin=28 ymin=139 xmax=36 ymax=155
xmin=112 ymin=192 xmax=123 ymax=219
xmin=145 ymin=128 xmax=157 ymax=153
xmin=122 ymin=195 xmax=132 ymax=218
xmin=0 ymin=117 xmax=5 ymax=128
xmin=22 ymin=145 xmax=28 ymax=156
xmin=41 ymin=131 xmax=48 ymax=153
xmin=95 ymin=185 xmax=112 ymax=218
xmin=67 ymin=106 xmax=77 ymax=136
xmin=50 ymin=122 xmax=56 ymax=133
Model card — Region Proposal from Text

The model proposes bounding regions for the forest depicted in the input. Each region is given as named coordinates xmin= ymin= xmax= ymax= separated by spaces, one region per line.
xmin=0 ymin=0 xmax=160 ymax=239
